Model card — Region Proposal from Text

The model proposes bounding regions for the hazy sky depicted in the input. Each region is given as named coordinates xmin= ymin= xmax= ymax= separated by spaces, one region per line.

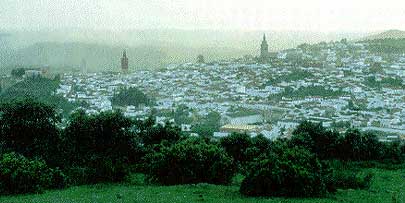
xmin=1 ymin=0 xmax=405 ymax=32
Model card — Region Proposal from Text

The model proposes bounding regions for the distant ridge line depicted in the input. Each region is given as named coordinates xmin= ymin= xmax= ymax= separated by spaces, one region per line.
xmin=361 ymin=29 xmax=405 ymax=41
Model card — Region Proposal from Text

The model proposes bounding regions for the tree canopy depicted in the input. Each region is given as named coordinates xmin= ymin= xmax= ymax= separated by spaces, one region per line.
xmin=111 ymin=87 xmax=151 ymax=107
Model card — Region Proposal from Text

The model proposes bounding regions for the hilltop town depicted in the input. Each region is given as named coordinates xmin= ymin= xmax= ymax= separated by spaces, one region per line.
xmin=51 ymin=36 xmax=405 ymax=142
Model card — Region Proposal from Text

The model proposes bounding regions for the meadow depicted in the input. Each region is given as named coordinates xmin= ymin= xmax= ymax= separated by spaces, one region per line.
xmin=1 ymin=168 xmax=404 ymax=203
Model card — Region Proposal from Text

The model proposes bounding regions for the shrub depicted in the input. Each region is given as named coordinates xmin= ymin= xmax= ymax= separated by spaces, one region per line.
xmin=0 ymin=152 xmax=67 ymax=195
xmin=63 ymin=166 xmax=96 ymax=186
xmin=330 ymin=170 xmax=373 ymax=190
xmin=240 ymin=142 xmax=332 ymax=197
xmin=325 ymin=160 xmax=373 ymax=190
xmin=144 ymin=137 xmax=236 ymax=185
xmin=48 ymin=167 xmax=68 ymax=189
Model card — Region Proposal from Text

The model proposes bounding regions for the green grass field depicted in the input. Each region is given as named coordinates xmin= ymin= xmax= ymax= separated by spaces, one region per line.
xmin=1 ymin=168 xmax=404 ymax=203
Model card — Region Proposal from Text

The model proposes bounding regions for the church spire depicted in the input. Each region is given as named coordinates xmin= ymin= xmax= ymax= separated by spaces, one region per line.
xmin=121 ymin=49 xmax=129 ymax=73
xmin=260 ymin=34 xmax=269 ymax=63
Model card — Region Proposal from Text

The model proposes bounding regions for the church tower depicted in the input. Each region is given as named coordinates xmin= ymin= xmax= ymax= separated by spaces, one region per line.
xmin=121 ymin=50 xmax=129 ymax=73
xmin=260 ymin=34 xmax=269 ymax=63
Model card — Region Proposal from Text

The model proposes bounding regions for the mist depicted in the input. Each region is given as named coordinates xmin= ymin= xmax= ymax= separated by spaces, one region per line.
xmin=2 ymin=0 xmax=403 ymax=73
xmin=0 ymin=29 xmax=369 ymax=74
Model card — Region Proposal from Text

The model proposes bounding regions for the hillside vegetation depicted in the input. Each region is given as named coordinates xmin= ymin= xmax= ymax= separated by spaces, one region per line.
xmin=0 ymin=77 xmax=77 ymax=114
xmin=0 ymin=100 xmax=405 ymax=202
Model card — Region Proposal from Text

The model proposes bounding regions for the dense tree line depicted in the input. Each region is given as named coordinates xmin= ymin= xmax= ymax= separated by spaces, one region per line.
xmin=0 ymin=99 xmax=232 ymax=194
xmin=274 ymin=86 xmax=345 ymax=100
xmin=10 ymin=68 xmax=26 ymax=78
xmin=268 ymin=70 xmax=314 ymax=84
xmin=0 ymin=99 xmax=404 ymax=197
xmin=290 ymin=121 xmax=405 ymax=162
xmin=364 ymin=76 xmax=405 ymax=90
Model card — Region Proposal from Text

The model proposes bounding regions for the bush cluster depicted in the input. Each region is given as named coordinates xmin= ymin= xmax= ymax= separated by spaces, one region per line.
xmin=0 ymin=99 xmax=403 ymax=198
xmin=63 ymin=110 xmax=142 ymax=183
xmin=0 ymin=99 xmax=235 ymax=194
xmin=238 ymin=121 xmax=404 ymax=198
xmin=0 ymin=152 xmax=67 ymax=194
xmin=290 ymin=121 xmax=404 ymax=161
xmin=144 ymin=137 xmax=236 ymax=185
xmin=240 ymin=144 xmax=331 ymax=197
xmin=220 ymin=133 xmax=271 ymax=174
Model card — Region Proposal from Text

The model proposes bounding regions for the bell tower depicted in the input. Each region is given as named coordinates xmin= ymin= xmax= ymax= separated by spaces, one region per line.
xmin=260 ymin=34 xmax=269 ymax=63
xmin=121 ymin=50 xmax=129 ymax=73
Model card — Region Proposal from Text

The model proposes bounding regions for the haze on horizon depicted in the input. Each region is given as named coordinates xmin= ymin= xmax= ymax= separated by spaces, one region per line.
xmin=1 ymin=0 xmax=405 ymax=32
xmin=2 ymin=0 xmax=405 ymax=73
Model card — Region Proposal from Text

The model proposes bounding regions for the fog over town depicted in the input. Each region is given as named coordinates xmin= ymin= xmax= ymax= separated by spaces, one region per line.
xmin=2 ymin=0 xmax=405 ymax=202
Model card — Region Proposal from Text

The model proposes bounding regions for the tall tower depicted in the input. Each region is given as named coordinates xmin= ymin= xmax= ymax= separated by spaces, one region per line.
xmin=260 ymin=34 xmax=269 ymax=63
xmin=121 ymin=50 xmax=129 ymax=73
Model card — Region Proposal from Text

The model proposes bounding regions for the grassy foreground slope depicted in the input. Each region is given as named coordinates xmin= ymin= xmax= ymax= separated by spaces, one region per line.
xmin=1 ymin=168 xmax=404 ymax=203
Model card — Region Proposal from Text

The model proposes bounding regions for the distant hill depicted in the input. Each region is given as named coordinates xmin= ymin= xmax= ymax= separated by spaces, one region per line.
xmin=0 ymin=32 xmax=11 ymax=39
xmin=0 ymin=29 xmax=370 ymax=73
xmin=362 ymin=29 xmax=405 ymax=41
xmin=13 ymin=42 xmax=168 ymax=72
xmin=360 ymin=38 xmax=405 ymax=54
xmin=0 ymin=77 xmax=77 ymax=115
xmin=0 ymin=41 xmax=246 ymax=73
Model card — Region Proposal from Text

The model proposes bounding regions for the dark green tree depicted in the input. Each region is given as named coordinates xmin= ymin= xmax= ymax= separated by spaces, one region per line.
xmin=192 ymin=111 xmax=221 ymax=137
xmin=338 ymin=129 xmax=382 ymax=161
xmin=247 ymin=134 xmax=272 ymax=156
xmin=11 ymin=68 xmax=25 ymax=78
xmin=197 ymin=55 xmax=205 ymax=63
xmin=173 ymin=104 xmax=192 ymax=125
xmin=220 ymin=133 xmax=253 ymax=167
xmin=290 ymin=121 xmax=340 ymax=159
xmin=63 ymin=110 xmax=142 ymax=183
xmin=111 ymin=87 xmax=150 ymax=107
xmin=141 ymin=122 xmax=183 ymax=147
xmin=0 ymin=99 xmax=62 ymax=166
